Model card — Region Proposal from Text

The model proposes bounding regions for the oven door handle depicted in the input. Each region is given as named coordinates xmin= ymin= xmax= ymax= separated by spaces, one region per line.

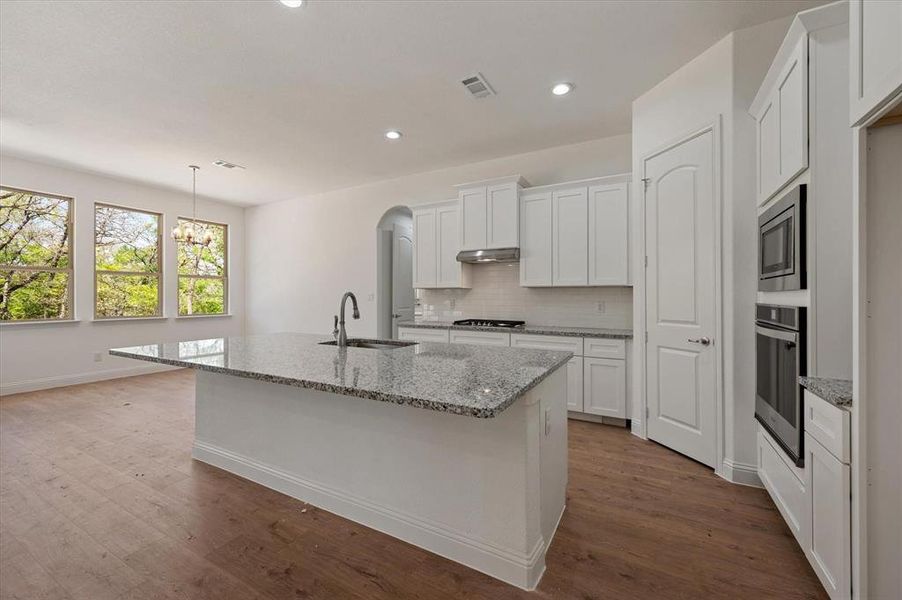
xmin=756 ymin=325 xmax=798 ymax=342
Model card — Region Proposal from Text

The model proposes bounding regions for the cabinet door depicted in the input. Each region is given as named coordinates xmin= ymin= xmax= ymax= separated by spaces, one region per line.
xmin=519 ymin=191 xmax=553 ymax=287
xmin=583 ymin=357 xmax=625 ymax=418
xmin=777 ymin=36 xmax=808 ymax=191
xmin=459 ymin=187 xmax=487 ymax=250
xmin=566 ymin=356 xmax=584 ymax=412
xmin=412 ymin=208 xmax=437 ymax=288
xmin=436 ymin=204 xmax=461 ymax=287
xmin=850 ymin=0 xmax=902 ymax=125
xmin=486 ymin=183 xmax=519 ymax=248
xmin=448 ymin=330 xmax=511 ymax=346
xmin=397 ymin=327 xmax=450 ymax=343
xmin=552 ymin=187 xmax=588 ymax=286
xmin=806 ymin=433 xmax=851 ymax=600
xmin=757 ymin=98 xmax=780 ymax=203
xmin=588 ymin=183 xmax=629 ymax=285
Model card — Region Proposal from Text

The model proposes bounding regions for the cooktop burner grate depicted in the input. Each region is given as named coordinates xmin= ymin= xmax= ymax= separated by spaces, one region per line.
xmin=452 ymin=319 xmax=526 ymax=328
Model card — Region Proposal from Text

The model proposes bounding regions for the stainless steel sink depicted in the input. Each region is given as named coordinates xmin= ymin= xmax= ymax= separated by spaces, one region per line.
xmin=319 ymin=338 xmax=417 ymax=350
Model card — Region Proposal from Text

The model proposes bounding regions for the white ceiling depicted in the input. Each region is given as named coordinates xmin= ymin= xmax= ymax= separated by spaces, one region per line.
xmin=0 ymin=0 xmax=824 ymax=206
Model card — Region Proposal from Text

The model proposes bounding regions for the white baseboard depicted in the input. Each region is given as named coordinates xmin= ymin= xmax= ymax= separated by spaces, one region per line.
xmin=0 ymin=363 xmax=175 ymax=396
xmin=193 ymin=440 xmax=548 ymax=590
xmin=722 ymin=458 xmax=763 ymax=487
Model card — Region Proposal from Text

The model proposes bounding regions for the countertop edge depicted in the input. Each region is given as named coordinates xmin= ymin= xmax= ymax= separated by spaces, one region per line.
xmin=398 ymin=321 xmax=633 ymax=339
xmin=109 ymin=349 xmax=572 ymax=419
xmin=799 ymin=376 xmax=853 ymax=410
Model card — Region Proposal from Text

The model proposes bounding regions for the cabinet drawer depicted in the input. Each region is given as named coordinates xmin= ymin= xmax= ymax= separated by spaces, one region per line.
xmin=397 ymin=327 xmax=449 ymax=344
xmin=510 ymin=333 xmax=583 ymax=355
xmin=583 ymin=357 xmax=626 ymax=418
xmin=449 ymin=330 xmax=511 ymax=347
xmin=583 ymin=338 xmax=625 ymax=359
xmin=758 ymin=426 xmax=810 ymax=549
xmin=804 ymin=390 xmax=850 ymax=464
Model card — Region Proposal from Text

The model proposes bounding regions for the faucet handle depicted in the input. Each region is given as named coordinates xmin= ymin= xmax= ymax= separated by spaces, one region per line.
xmin=333 ymin=315 xmax=339 ymax=339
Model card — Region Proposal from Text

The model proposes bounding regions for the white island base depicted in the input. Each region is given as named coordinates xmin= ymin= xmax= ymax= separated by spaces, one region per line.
xmin=190 ymin=368 xmax=568 ymax=590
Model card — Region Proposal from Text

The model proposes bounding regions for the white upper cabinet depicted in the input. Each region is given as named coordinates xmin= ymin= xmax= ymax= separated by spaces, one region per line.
xmin=552 ymin=186 xmax=589 ymax=286
xmin=456 ymin=176 xmax=526 ymax=250
xmin=519 ymin=191 xmax=553 ymax=287
xmin=412 ymin=201 xmax=470 ymax=289
xmin=850 ymin=0 xmax=902 ymax=125
xmin=753 ymin=35 xmax=809 ymax=204
xmin=588 ymin=182 xmax=630 ymax=285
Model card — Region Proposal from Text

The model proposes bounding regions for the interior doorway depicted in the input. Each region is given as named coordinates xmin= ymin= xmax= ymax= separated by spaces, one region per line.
xmin=376 ymin=206 xmax=414 ymax=340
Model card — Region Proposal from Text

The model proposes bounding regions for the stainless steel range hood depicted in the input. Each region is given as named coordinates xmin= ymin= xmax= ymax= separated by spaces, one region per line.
xmin=456 ymin=248 xmax=520 ymax=263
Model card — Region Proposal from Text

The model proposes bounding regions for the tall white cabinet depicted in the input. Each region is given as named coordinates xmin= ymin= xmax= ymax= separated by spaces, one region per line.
xmin=849 ymin=0 xmax=902 ymax=126
xmin=519 ymin=174 xmax=631 ymax=288
xmin=412 ymin=200 xmax=471 ymax=289
xmin=456 ymin=175 xmax=527 ymax=251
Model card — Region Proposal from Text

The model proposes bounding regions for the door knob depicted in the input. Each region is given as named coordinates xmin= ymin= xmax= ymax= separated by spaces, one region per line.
xmin=688 ymin=337 xmax=712 ymax=346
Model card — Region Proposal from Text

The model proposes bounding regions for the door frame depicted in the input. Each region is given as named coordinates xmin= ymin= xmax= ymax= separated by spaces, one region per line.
xmin=632 ymin=118 xmax=725 ymax=479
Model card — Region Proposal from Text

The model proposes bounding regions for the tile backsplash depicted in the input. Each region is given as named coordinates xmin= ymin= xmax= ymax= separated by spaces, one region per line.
xmin=417 ymin=262 xmax=633 ymax=329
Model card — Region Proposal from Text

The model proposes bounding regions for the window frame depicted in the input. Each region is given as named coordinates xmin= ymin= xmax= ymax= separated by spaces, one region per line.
xmin=176 ymin=217 xmax=228 ymax=316
xmin=93 ymin=202 xmax=163 ymax=320
xmin=0 ymin=186 xmax=75 ymax=323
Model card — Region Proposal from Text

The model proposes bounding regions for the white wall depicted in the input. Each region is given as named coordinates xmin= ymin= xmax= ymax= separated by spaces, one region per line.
xmin=0 ymin=155 xmax=246 ymax=394
xmin=631 ymin=16 xmax=790 ymax=481
xmin=246 ymin=134 xmax=631 ymax=337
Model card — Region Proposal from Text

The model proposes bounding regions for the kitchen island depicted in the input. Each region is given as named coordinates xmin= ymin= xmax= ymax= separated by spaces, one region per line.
xmin=110 ymin=332 xmax=571 ymax=590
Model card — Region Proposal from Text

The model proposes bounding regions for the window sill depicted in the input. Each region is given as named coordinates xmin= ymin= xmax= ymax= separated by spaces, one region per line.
xmin=92 ymin=316 xmax=168 ymax=323
xmin=175 ymin=313 xmax=232 ymax=320
xmin=0 ymin=319 xmax=81 ymax=328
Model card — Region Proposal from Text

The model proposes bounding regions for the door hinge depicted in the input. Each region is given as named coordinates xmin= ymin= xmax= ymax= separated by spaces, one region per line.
xmin=646 ymin=406 xmax=650 ymax=419
xmin=645 ymin=331 xmax=648 ymax=343
xmin=641 ymin=177 xmax=652 ymax=190
xmin=644 ymin=255 xmax=648 ymax=268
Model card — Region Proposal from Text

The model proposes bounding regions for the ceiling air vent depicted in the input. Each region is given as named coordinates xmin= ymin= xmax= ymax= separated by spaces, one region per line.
xmin=212 ymin=160 xmax=245 ymax=170
xmin=461 ymin=73 xmax=496 ymax=99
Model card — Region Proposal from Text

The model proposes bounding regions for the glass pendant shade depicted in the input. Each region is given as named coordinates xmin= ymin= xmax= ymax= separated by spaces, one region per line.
xmin=171 ymin=225 xmax=183 ymax=241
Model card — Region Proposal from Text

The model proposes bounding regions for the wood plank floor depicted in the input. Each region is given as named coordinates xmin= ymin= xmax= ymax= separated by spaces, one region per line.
xmin=0 ymin=369 xmax=828 ymax=600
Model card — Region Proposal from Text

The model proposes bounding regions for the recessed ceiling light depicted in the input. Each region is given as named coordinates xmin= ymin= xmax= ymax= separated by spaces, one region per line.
xmin=280 ymin=0 xmax=305 ymax=8
xmin=552 ymin=82 xmax=573 ymax=96
xmin=385 ymin=130 xmax=402 ymax=140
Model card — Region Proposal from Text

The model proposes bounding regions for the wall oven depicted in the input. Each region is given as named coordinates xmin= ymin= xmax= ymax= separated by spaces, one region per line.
xmin=758 ymin=185 xmax=806 ymax=291
xmin=755 ymin=303 xmax=806 ymax=466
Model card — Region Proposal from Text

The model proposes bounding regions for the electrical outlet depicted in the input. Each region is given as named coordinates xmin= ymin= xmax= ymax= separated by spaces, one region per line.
xmin=449 ymin=298 xmax=456 ymax=309
xmin=93 ymin=352 xmax=103 ymax=363
xmin=596 ymin=301 xmax=606 ymax=314
xmin=367 ymin=293 xmax=374 ymax=301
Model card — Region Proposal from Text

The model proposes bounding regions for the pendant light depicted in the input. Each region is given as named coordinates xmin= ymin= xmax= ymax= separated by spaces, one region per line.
xmin=171 ymin=165 xmax=213 ymax=246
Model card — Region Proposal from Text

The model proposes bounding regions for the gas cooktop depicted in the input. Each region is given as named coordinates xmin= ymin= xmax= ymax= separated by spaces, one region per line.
xmin=452 ymin=319 xmax=526 ymax=328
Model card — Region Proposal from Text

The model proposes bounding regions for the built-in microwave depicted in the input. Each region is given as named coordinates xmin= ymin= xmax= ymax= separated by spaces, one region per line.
xmin=758 ymin=185 xmax=806 ymax=292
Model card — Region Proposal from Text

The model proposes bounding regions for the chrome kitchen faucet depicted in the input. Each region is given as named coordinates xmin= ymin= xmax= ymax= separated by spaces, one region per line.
xmin=333 ymin=291 xmax=360 ymax=347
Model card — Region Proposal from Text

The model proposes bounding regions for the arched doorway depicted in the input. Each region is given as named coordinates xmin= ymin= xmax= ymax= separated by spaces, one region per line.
xmin=375 ymin=206 xmax=414 ymax=339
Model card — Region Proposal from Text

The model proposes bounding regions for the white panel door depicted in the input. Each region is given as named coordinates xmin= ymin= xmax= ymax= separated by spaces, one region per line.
xmin=391 ymin=224 xmax=415 ymax=338
xmin=412 ymin=208 xmax=436 ymax=288
xmin=552 ymin=187 xmax=588 ymax=286
xmin=757 ymin=98 xmax=780 ymax=203
xmin=583 ymin=357 xmax=626 ymax=418
xmin=588 ymin=182 xmax=629 ymax=285
xmin=459 ymin=187 xmax=487 ymax=251
xmin=777 ymin=37 xmax=808 ymax=190
xmin=519 ymin=191 xmax=553 ymax=287
xmin=850 ymin=0 xmax=902 ymax=125
xmin=644 ymin=129 xmax=717 ymax=468
xmin=436 ymin=203 xmax=461 ymax=287
xmin=486 ymin=183 xmax=519 ymax=248
xmin=566 ymin=357 xmax=584 ymax=412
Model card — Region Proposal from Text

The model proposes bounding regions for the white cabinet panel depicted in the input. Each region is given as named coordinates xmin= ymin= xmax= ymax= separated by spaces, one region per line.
xmin=758 ymin=427 xmax=810 ymax=549
xmin=588 ymin=183 xmax=630 ymax=285
xmin=757 ymin=100 xmax=780 ymax=200
xmin=412 ymin=208 xmax=437 ymax=288
xmin=804 ymin=391 xmax=851 ymax=464
xmin=778 ymin=38 xmax=808 ymax=187
xmin=486 ymin=183 xmax=519 ymax=248
xmin=519 ymin=192 xmax=553 ymax=287
xmin=584 ymin=338 xmax=626 ymax=360
xmin=806 ymin=433 xmax=852 ymax=600
xmin=397 ymin=327 xmax=450 ymax=343
xmin=510 ymin=333 xmax=583 ymax=355
xmin=449 ymin=330 xmax=511 ymax=347
xmin=436 ymin=204 xmax=463 ymax=287
xmin=566 ymin=357 xmax=584 ymax=412
xmin=583 ymin=357 xmax=626 ymax=418
xmin=552 ymin=187 xmax=588 ymax=286
xmin=459 ymin=187 xmax=487 ymax=251
xmin=850 ymin=0 xmax=902 ymax=125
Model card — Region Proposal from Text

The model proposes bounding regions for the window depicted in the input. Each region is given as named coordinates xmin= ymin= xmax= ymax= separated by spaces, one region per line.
xmin=0 ymin=187 xmax=74 ymax=322
xmin=177 ymin=218 xmax=227 ymax=315
xmin=94 ymin=204 xmax=162 ymax=319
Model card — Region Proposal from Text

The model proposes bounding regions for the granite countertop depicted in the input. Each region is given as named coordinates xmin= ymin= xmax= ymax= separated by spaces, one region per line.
xmin=398 ymin=320 xmax=633 ymax=340
xmin=799 ymin=376 xmax=853 ymax=409
xmin=110 ymin=332 xmax=571 ymax=419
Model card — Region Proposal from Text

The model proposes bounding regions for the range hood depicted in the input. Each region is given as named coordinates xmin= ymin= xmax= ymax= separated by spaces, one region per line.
xmin=456 ymin=248 xmax=520 ymax=263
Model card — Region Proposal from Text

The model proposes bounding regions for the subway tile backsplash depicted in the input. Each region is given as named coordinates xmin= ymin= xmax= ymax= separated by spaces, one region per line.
xmin=417 ymin=262 xmax=632 ymax=329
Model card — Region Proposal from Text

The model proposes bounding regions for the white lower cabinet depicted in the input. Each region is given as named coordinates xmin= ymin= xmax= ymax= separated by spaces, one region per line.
xmin=582 ymin=357 xmax=626 ymax=418
xmin=397 ymin=327 xmax=450 ymax=344
xmin=805 ymin=433 xmax=851 ymax=600
xmin=565 ymin=357 xmax=584 ymax=412
xmin=758 ymin=427 xmax=810 ymax=548
xmin=448 ymin=330 xmax=510 ymax=347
